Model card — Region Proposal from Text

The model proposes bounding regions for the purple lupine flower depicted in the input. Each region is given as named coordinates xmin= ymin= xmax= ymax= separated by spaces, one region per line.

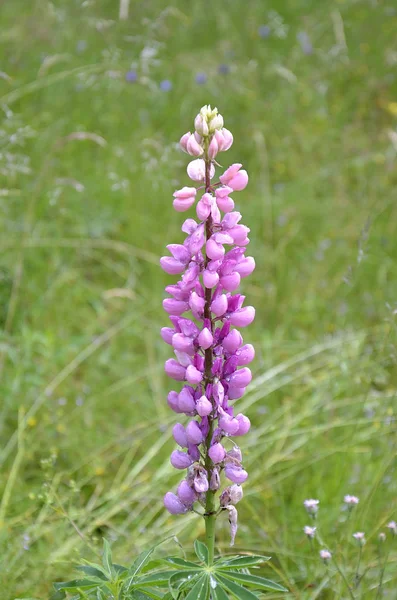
xmin=160 ymin=79 xmax=173 ymax=92
xmin=161 ymin=105 xmax=255 ymax=547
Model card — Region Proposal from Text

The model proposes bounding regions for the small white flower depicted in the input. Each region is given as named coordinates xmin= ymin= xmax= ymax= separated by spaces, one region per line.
xmin=303 ymin=525 xmax=316 ymax=539
xmin=378 ymin=532 xmax=386 ymax=542
xmin=344 ymin=494 xmax=359 ymax=507
xmin=353 ymin=532 xmax=366 ymax=545
xmin=319 ymin=549 xmax=332 ymax=562
xmin=386 ymin=521 xmax=397 ymax=535
xmin=304 ymin=498 xmax=320 ymax=516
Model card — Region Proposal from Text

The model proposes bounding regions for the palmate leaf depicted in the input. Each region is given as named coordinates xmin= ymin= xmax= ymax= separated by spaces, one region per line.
xmin=185 ymin=574 xmax=209 ymax=600
xmin=165 ymin=557 xmax=203 ymax=570
xmin=194 ymin=540 xmax=209 ymax=565
xmin=210 ymin=583 xmax=230 ymax=600
xmin=215 ymin=575 xmax=260 ymax=600
xmin=169 ymin=570 xmax=201 ymax=599
xmin=222 ymin=571 xmax=288 ymax=593
xmin=215 ymin=556 xmax=271 ymax=570
xmin=53 ymin=578 xmax=100 ymax=592
xmin=137 ymin=570 xmax=176 ymax=587
xmin=75 ymin=565 xmax=108 ymax=580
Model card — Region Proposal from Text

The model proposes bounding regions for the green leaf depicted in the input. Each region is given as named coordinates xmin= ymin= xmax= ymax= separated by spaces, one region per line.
xmin=194 ymin=540 xmax=209 ymax=565
xmin=185 ymin=574 xmax=209 ymax=600
xmin=168 ymin=571 xmax=201 ymax=598
xmin=113 ymin=563 xmax=128 ymax=576
xmin=54 ymin=579 xmax=100 ymax=591
xmin=222 ymin=571 xmax=288 ymax=592
xmin=215 ymin=555 xmax=271 ymax=569
xmin=76 ymin=565 xmax=108 ymax=580
xmin=210 ymin=583 xmax=230 ymax=600
xmin=137 ymin=570 xmax=175 ymax=587
xmin=102 ymin=538 xmax=113 ymax=576
xmin=49 ymin=592 xmax=67 ymax=600
xmin=165 ymin=557 xmax=203 ymax=570
xmin=216 ymin=575 xmax=260 ymax=600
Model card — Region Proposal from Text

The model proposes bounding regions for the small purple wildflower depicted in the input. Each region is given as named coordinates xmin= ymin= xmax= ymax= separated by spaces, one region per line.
xmin=320 ymin=549 xmax=332 ymax=562
xmin=386 ymin=521 xmax=397 ymax=535
xmin=161 ymin=105 xmax=253 ymax=548
xmin=344 ymin=494 xmax=359 ymax=508
xmin=125 ymin=70 xmax=138 ymax=83
xmin=353 ymin=532 xmax=366 ymax=545
xmin=304 ymin=525 xmax=316 ymax=539
xmin=258 ymin=25 xmax=270 ymax=39
xmin=304 ymin=498 xmax=319 ymax=517
xmin=195 ymin=73 xmax=207 ymax=85
xmin=218 ymin=64 xmax=230 ymax=75
xmin=297 ymin=31 xmax=313 ymax=55
xmin=160 ymin=79 xmax=173 ymax=92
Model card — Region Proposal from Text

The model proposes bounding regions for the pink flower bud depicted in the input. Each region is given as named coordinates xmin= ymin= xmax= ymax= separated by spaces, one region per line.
xmin=202 ymin=269 xmax=219 ymax=288
xmin=167 ymin=390 xmax=182 ymax=412
xmin=186 ymin=420 xmax=204 ymax=444
xmin=229 ymin=367 xmax=252 ymax=387
xmin=164 ymin=359 xmax=186 ymax=381
xmin=225 ymin=465 xmax=248 ymax=484
xmin=227 ymin=385 xmax=246 ymax=400
xmin=220 ymin=272 xmax=241 ymax=292
xmin=221 ymin=128 xmax=233 ymax=151
xmin=223 ymin=329 xmax=243 ymax=353
xmin=163 ymin=299 xmax=189 ymax=316
xmin=189 ymin=292 xmax=205 ymax=316
xmin=172 ymin=333 xmax=194 ymax=354
xmin=198 ymin=327 xmax=213 ymax=349
xmin=173 ymin=423 xmax=188 ymax=447
xmin=208 ymin=136 xmax=218 ymax=160
xmin=172 ymin=186 xmax=197 ymax=212
xmin=206 ymin=238 xmax=225 ymax=260
xmin=187 ymin=159 xmax=215 ymax=182
xmin=160 ymin=257 xmax=186 ymax=275
xmin=219 ymin=414 xmax=240 ymax=434
xmin=237 ymin=344 xmax=255 ymax=365
xmin=228 ymin=225 xmax=250 ymax=245
xmin=187 ymin=133 xmax=204 ymax=156
xmin=178 ymin=387 xmax=196 ymax=412
xmin=208 ymin=442 xmax=226 ymax=463
xmin=196 ymin=395 xmax=213 ymax=416
xmin=164 ymin=491 xmax=188 ymax=514
xmin=179 ymin=132 xmax=191 ymax=153
xmin=216 ymin=194 xmax=234 ymax=213
xmin=228 ymin=170 xmax=248 ymax=191
xmin=160 ymin=327 xmax=175 ymax=344
xmin=177 ymin=481 xmax=197 ymax=506
xmin=229 ymin=306 xmax=255 ymax=327
xmin=170 ymin=450 xmax=193 ymax=469
xmin=234 ymin=413 xmax=251 ymax=436
xmin=235 ymin=256 xmax=255 ymax=277
xmin=211 ymin=294 xmax=228 ymax=317
xmin=185 ymin=365 xmax=203 ymax=384
xmin=219 ymin=163 xmax=242 ymax=185
xmin=214 ymin=129 xmax=226 ymax=151
xmin=194 ymin=113 xmax=209 ymax=136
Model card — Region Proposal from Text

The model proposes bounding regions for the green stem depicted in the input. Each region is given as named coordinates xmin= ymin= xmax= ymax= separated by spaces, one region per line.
xmin=203 ymin=147 xmax=216 ymax=565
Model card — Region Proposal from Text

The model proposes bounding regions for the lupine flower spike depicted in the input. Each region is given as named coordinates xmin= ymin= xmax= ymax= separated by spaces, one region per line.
xmin=161 ymin=105 xmax=254 ymax=548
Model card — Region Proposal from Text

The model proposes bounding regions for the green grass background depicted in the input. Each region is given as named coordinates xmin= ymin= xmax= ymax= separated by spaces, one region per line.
xmin=0 ymin=0 xmax=396 ymax=598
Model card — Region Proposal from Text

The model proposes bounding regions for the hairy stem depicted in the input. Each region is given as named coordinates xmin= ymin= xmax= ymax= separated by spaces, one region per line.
xmin=203 ymin=152 xmax=216 ymax=564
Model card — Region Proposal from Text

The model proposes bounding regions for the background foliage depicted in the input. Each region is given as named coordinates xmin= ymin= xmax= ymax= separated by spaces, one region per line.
xmin=0 ymin=0 xmax=396 ymax=598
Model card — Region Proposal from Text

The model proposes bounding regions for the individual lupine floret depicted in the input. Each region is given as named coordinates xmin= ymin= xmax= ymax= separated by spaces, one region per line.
xmin=160 ymin=105 xmax=255 ymax=548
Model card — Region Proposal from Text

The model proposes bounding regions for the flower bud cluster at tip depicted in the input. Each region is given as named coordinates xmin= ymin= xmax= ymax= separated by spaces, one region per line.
xmin=160 ymin=107 xmax=254 ymax=543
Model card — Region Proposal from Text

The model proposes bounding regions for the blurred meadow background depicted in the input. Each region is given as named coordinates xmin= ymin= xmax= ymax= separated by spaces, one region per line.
xmin=1 ymin=0 xmax=397 ymax=598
